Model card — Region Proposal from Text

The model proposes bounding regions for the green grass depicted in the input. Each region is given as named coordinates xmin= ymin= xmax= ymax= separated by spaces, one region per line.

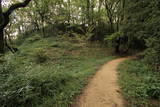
xmin=118 ymin=58 xmax=160 ymax=107
xmin=0 ymin=35 xmax=115 ymax=107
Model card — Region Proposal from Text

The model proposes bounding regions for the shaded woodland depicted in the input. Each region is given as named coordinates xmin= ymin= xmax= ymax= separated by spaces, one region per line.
xmin=0 ymin=0 xmax=160 ymax=107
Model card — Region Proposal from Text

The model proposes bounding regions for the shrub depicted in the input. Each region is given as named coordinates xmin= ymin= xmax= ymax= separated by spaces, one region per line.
xmin=0 ymin=55 xmax=5 ymax=63
xmin=104 ymin=31 xmax=129 ymax=53
xmin=71 ymin=25 xmax=95 ymax=42
xmin=144 ymin=36 xmax=160 ymax=72
xmin=105 ymin=31 xmax=121 ymax=47
xmin=27 ymin=35 xmax=41 ymax=43
xmin=35 ymin=49 xmax=49 ymax=63
xmin=119 ymin=59 xmax=160 ymax=106
xmin=0 ymin=66 xmax=73 ymax=107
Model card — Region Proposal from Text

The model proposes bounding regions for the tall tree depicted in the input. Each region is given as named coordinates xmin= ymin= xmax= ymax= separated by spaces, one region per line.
xmin=86 ymin=0 xmax=91 ymax=25
xmin=0 ymin=0 xmax=31 ymax=54
xmin=104 ymin=0 xmax=120 ymax=32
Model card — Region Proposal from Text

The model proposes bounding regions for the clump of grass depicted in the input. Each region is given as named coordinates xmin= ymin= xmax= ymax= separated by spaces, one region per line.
xmin=27 ymin=35 xmax=41 ymax=43
xmin=0 ymin=55 xmax=6 ymax=63
xmin=35 ymin=49 xmax=49 ymax=63
xmin=118 ymin=59 xmax=160 ymax=107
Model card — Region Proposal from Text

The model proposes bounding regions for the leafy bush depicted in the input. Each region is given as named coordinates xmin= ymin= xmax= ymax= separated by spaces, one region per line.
xmin=118 ymin=0 xmax=160 ymax=70
xmin=0 ymin=55 xmax=5 ymax=63
xmin=72 ymin=25 xmax=95 ymax=42
xmin=145 ymin=37 xmax=160 ymax=71
xmin=27 ymin=35 xmax=41 ymax=43
xmin=84 ymin=26 xmax=95 ymax=41
xmin=0 ymin=64 xmax=73 ymax=107
xmin=118 ymin=59 xmax=160 ymax=107
xmin=35 ymin=49 xmax=49 ymax=63
xmin=105 ymin=31 xmax=121 ymax=47
xmin=104 ymin=31 xmax=129 ymax=53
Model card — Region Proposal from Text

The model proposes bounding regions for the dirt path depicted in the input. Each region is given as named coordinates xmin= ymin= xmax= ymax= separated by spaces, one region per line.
xmin=73 ymin=57 xmax=130 ymax=107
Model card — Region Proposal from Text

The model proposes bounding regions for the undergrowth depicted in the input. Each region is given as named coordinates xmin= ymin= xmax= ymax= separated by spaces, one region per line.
xmin=0 ymin=35 xmax=114 ymax=107
xmin=118 ymin=58 xmax=160 ymax=107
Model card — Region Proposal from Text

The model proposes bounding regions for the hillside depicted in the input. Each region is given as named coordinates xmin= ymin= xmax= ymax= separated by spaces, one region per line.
xmin=0 ymin=34 xmax=115 ymax=107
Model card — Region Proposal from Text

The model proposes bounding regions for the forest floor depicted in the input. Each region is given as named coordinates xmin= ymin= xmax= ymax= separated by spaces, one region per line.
xmin=1 ymin=33 xmax=159 ymax=107
xmin=0 ymin=35 xmax=116 ymax=107
xmin=73 ymin=57 xmax=130 ymax=107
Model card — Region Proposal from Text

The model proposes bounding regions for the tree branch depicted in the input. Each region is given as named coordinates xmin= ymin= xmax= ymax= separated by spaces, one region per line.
xmin=0 ymin=0 xmax=31 ymax=29
xmin=4 ymin=0 xmax=31 ymax=16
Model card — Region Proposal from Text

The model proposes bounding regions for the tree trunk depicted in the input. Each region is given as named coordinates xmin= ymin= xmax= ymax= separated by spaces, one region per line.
xmin=0 ymin=0 xmax=31 ymax=54
xmin=115 ymin=38 xmax=120 ymax=53
xmin=91 ymin=4 xmax=94 ymax=25
xmin=68 ymin=0 xmax=71 ymax=24
xmin=115 ymin=45 xmax=120 ymax=53
xmin=42 ymin=25 xmax=45 ymax=37
xmin=104 ymin=1 xmax=114 ymax=33
xmin=86 ymin=0 xmax=90 ymax=25
xmin=98 ymin=0 xmax=102 ymax=26
xmin=0 ymin=29 xmax=5 ymax=54
xmin=40 ymin=15 xmax=45 ymax=37
xmin=109 ymin=17 xmax=114 ymax=32
xmin=116 ymin=17 xmax=119 ymax=31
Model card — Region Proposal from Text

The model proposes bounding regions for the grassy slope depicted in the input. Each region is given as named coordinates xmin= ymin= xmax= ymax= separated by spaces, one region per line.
xmin=118 ymin=58 xmax=160 ymax=107
xmin=0 ymin=34 xmax=115 ymax=107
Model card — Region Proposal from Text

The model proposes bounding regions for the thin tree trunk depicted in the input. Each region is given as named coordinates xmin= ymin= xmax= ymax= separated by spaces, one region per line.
xmin=0 ymin=0 xmax=4 ymax=53
xmin=115 ymin=38 xmax=120 ymax=53
xmin=87 ymin=0 xmax=90 ymax=25
xmin=116 ymin=17 xmax=119 ymax=31
xmin=91 ymin=4 xmax=94 ymax=25
xmin=40 ymin=15 xmax=45 ymax=37
xmin=42 ymin=25 xmax=45 ymax=37
xmin=109 ymin=17 xmax=114 ymax=32
xmin=98 ymin=0 xmax=102 ymax=26
xmin=105 ymin=1 xmax=114 ymax=32
xmin=0 ymin=29 xmax=5 ymax=54
xmin=68 ymin=0 xmax=71 ymax=24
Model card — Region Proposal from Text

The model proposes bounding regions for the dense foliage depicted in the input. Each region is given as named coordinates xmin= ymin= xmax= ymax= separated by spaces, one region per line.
xmin=103 ymin=0 xmax=160 ymax=70
xmin=2 ymin=0 xmax=159 ymax=66
xmin=118 ymin=59 xmax=160 ymax=107
xmin=117 ymin=0 xmax=160 ymax=68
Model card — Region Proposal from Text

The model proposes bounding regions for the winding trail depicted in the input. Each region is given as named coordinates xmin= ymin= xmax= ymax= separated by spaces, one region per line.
xmin=73 ymin=57 xmax=130 ymax=107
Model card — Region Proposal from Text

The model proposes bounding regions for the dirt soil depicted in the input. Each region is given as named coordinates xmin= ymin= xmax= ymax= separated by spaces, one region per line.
xmin=73 ymin=57 xmax=130 ymax=107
